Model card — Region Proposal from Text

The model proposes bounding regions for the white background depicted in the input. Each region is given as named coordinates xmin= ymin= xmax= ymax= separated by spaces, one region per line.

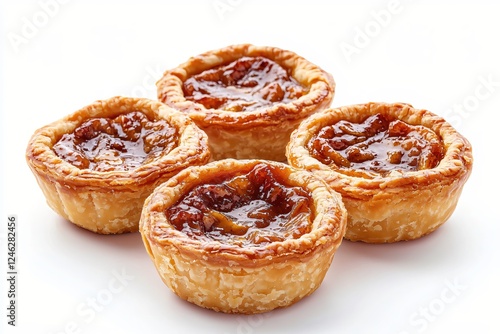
xmin=1 ymin=1 xmax=499 ymax=333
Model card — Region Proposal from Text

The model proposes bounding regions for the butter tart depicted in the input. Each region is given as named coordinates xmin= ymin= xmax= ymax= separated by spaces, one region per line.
xmin=139 ymin=159 xmax=347 ymax=314
xmin=157 ymin=44 xmax=335 ymax=161
xmin=287 ymin=102 xmax=473 ymax=243
xmin=26 ymin=96 xmax=210 ymax=234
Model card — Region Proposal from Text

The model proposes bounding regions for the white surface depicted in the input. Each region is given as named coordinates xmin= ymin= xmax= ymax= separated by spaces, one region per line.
xmin=1 ymin=1 xmax=498 ymax=333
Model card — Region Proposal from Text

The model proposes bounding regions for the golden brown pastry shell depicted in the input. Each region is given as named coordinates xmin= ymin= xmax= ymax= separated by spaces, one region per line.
xmin=139 ymin=159 xmax=347 ymax=314
xmin=286 ymin=102 xmax=473 ymax=243
xmin=156 ymin=44 xmax=335 ymax=161
xmin=26 ymin=96 xmax=211 ymax=234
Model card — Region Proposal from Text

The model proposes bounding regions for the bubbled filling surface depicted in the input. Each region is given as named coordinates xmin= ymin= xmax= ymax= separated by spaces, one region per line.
xmin=166 ymin=163 xmax=313 ymax=247
xmin=308 ymin=113 xmax=444 ymax=177
xmin=53 ymin=111 xmax=178 ymax=172
xmin=182 ymin=56 xmax=307 ymax=112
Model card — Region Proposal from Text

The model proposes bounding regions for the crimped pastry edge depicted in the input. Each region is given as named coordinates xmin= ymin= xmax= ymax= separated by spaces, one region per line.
xmin=157 ymin=44 xmax=335 ymax=128
xmin=26 ymin=96 xmax=211 ymax=233
xmin=286 ymin=102 xmax=473 ymax=243
xmin=26 ymin=96 xmax=211 ymax=190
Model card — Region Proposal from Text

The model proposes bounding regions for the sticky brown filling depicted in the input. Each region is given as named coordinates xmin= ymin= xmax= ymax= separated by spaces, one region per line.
xmin=308 ymin=113 xmax=444 ymax=177
xmin=53 ymin=111 xmax=177 ymax=172
xmin=166 ymin=163 xmax=313 ymax=247
xmin=182 ymin=56 xmax=307 ymax=112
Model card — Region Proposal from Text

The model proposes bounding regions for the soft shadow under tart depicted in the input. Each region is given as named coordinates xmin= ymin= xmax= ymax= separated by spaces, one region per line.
xmin=139 ymin=159 xmax=347 ymax=314
xmin=286 ymin=102 xmax=473 ymax=243
xmin=157 ymin=44 xmax=335 ymax=162
xmin=26 ymin=96 xmax=210 ymax=234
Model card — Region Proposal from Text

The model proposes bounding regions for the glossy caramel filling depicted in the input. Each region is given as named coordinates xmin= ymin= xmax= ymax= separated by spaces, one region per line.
xmin=308 ymin=113 xmax=444 ymax=177
xmin=182 ymin=56 xmax=307 ymax=112
xmin=53 ymin=111 xmax=177 ymax=172
xmin=166 ymin=163 xmax=313 ymax=247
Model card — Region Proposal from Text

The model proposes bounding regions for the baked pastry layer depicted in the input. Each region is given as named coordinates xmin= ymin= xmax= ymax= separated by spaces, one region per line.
xmin=287 ymin=102 xmax=473 ymax=243
xmin=26 ymin=96 xmax=210 ymax=234
xmin=157 ymin=44 xmax=335 ymax=161
xmin=140 ymin=159 xmax=347 ymax=314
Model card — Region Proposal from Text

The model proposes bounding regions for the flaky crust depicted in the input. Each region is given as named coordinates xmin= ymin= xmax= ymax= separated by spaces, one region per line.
xmin=157 ymin=44 xmax=335 ymax=161
xmin=26 ymin=96 xmax=211 ymax=234
xmin=287 ymin=102 xmax=473 ymax=243
xmin=139 ymin=159 xmax=347 ymax=314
